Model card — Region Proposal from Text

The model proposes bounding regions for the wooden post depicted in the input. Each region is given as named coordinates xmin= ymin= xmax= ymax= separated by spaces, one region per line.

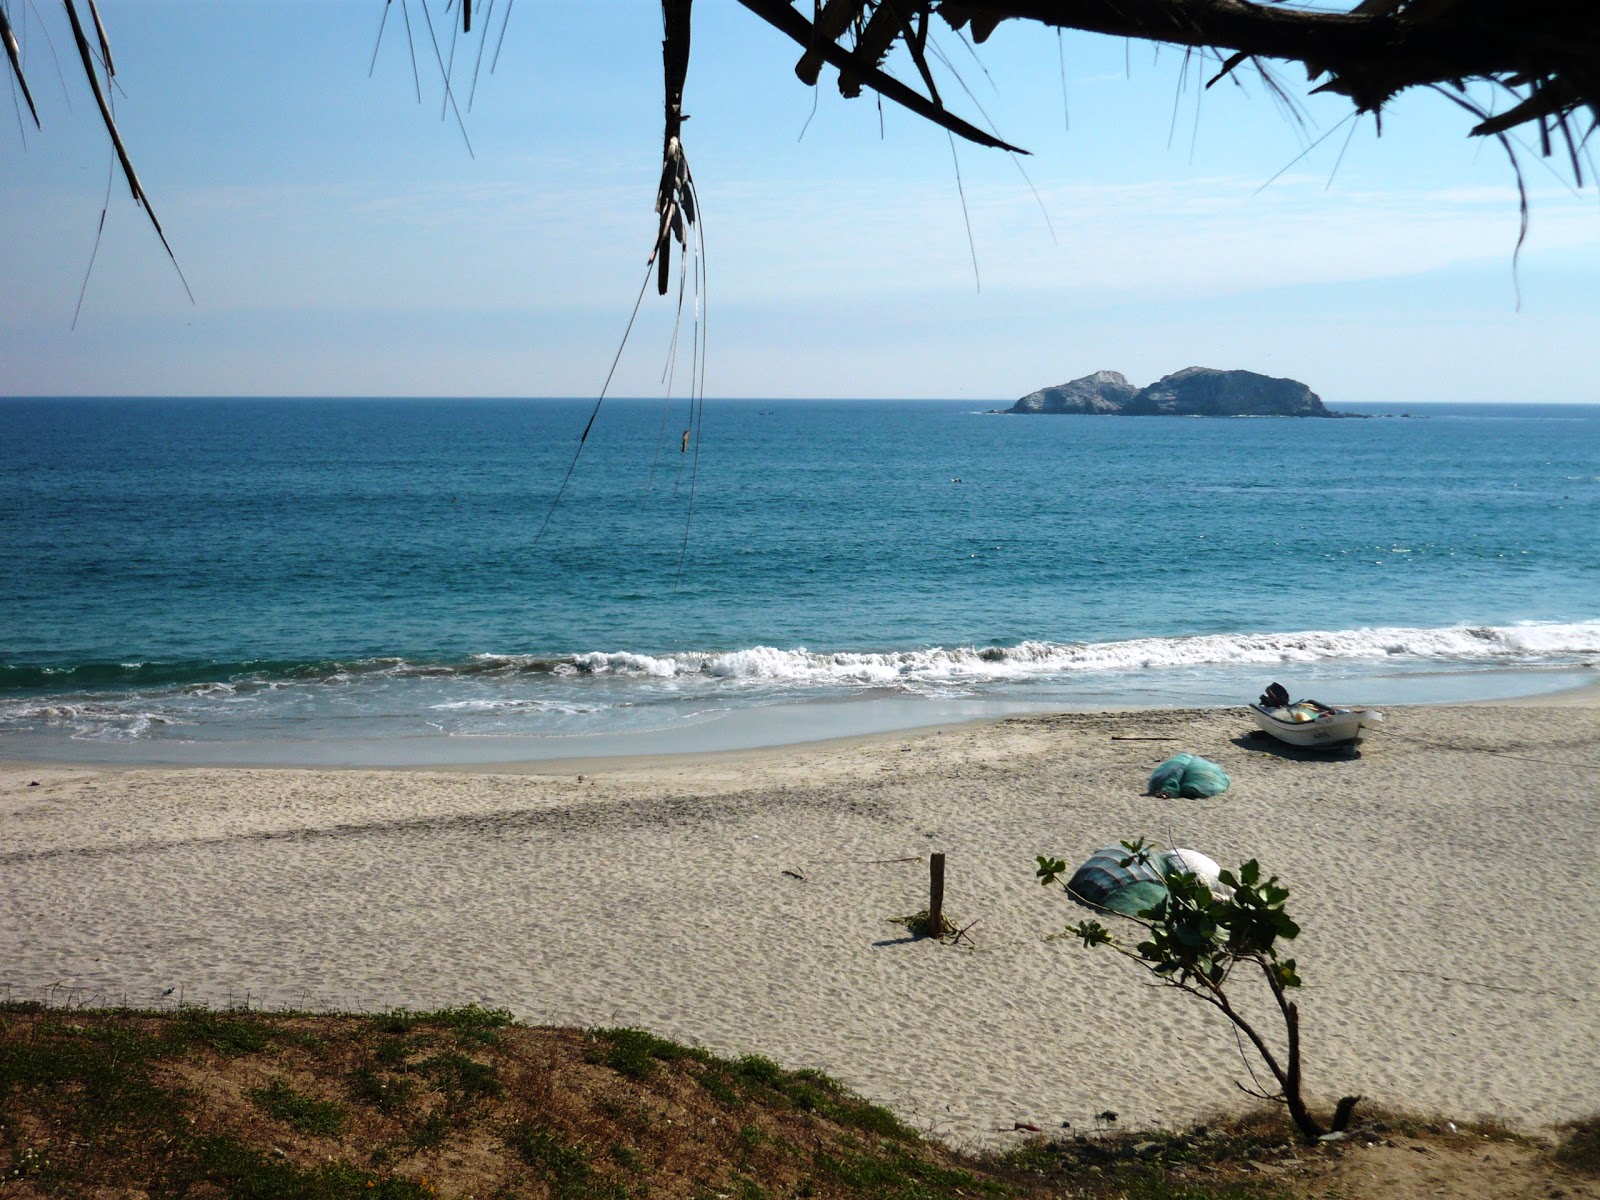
xmin=928 ymin=852 xmax=946 ymax=939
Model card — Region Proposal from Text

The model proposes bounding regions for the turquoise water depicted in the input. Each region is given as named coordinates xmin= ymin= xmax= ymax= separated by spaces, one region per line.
xmin=2 ymin=397 xmax=1597 ymax=763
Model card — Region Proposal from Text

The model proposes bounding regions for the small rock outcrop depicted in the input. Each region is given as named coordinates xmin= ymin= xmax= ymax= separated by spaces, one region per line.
xmin=1008 ymin=367 xmax=1332 ymax=416
xmin=1013 ymin=370 xmax=1139 ymax=414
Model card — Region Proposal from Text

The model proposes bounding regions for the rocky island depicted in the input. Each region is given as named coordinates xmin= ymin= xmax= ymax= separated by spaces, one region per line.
xmin=1008 ymin=367 xmax=1337 ymax=416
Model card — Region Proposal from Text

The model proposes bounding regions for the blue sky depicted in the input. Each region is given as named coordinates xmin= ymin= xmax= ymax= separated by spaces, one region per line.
xmin=3 ymin=0 xmax=1598 ymax=402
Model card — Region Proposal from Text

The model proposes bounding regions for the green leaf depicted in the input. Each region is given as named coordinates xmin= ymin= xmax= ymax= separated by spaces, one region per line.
xmin=1135 ymin=898 xmax=1171 ymax=922
xmin=1118 ymin=837 xmax=1154 ymax=869
xmin=1036 ymin=856 xmax=1067 ymax=885
xmin=1068 ymin=921 xmax=1112 ymax=948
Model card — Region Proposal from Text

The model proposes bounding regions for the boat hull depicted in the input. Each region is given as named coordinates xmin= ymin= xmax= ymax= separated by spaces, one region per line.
xmin=1249 ymin=704 xmax=1383 ymax=747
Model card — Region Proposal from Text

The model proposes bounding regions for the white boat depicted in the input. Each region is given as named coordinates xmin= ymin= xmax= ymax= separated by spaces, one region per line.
xmin=1249 ymin=685 xmax=1382 ymax=748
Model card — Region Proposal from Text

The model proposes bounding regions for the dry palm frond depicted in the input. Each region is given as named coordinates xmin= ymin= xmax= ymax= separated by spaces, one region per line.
xmin=655 ymin=0 xmax=695 ymax=296
xmin=367 ymin=0 xmax=515 ymax=125
xmin=0 ymin=3 xmax=40 ymax=127
xmin=732 ymin=0 xmax=1600 ymax=174
xmin=650 ymin=0 xmax=710 ymax=578
xmin=838 ymin=0 xmax=904 ymax=98
xmin=797 ymin=0 xmax=870 ymax=85
xmin=538 ymin=0 xmax=709 ymax=571
xmin=736 ymin=0 xmax=1025 ymax=151
xmin=84 ymin=0 xmax=114 ymax=76
xmin=57 ymin=0 xmax=190 ymax=299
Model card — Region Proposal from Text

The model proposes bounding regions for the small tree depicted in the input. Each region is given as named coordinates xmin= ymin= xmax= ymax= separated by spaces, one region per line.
xmin=1036 ymin=840 xmax=1360 ymax=1143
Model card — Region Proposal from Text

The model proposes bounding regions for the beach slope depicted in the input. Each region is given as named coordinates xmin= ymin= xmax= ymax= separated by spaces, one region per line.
xmin=3 ymin=702 xmax=1597 ymax=1145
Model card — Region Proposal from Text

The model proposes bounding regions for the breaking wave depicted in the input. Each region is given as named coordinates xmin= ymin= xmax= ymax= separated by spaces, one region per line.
xmin=565 ymin=621 xmax=1600 ymax=682
xmin=4 ymin=621 xmax=1597 ymax=699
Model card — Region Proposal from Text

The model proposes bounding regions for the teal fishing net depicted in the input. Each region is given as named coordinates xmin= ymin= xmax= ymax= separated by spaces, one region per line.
xmin=1147 ymin=753 xmax=1231 ymax=799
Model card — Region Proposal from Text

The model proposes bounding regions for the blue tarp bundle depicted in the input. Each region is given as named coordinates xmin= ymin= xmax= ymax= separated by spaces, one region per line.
xmin=1147 ymin=753 xmax=1231 ymax=799
xmin=1066 ymin=844 xmax=1227 ymax=916
xmin=1066 ymin=846 xmax=1170 ymax=916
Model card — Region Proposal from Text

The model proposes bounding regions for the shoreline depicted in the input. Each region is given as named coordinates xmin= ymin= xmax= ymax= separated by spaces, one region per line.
xmin=3 ymin=673 xmax=1597 ymax=774
xmin=4 ymin=701 xmax=1599 ymax=1146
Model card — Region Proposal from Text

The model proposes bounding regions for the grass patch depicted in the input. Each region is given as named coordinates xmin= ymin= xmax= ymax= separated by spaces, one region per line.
xmin=1007 ymin=1120 xmax=1284 ymax=1174
xmin=779 ymin=1070 xmax=916 ymax=1141
xmin=170 ymin=1009 xmax=272 ymax=1054
xmin=425 ymin=1003 xmax=514 ymax=1043
xmin=0 ymin=1019 xmax=173 ymax=1168
xmin=680 ymin=1048 xmax=915 ymax=1141
xmin=591 ymin=1027 xmax=709 ymax=1079
xmin=349 ymin=1066 xmax=415 ymax=1114
xmin=409 ymin=1109 xmax=452 ymax=1150
xmin=2 ymin=1144 xmax=54 ymax=1185
xmin=891 ymin=909 xmax=960 ymax=940
xmin=418 ymin=1051 xmax=502 ymax=1102
xmin=1557 ymin=1114 xmax=1600 ymax=1174
xmin=1084 ymin=1171 xmax=1282 ymax=1200
xmin=825 ymin=1096 xmax=917 ymax=1140
xmin=698 ymin=1067 xmax=744 ymax=1107
xmin=510 ymin=1121 xmax=592 ymax=1181
xmin=733 ymin=1054 xmax=785 ymax=1087
xmin=610 ymin=1142 xmax=643 ymax=1170
xmin=508 ymin=1122 xmax=633 ymax=1199
xmin=816 ymin=1145 xmax=1002 ymax=1198
xmin=374 ymin=1036 xmax=411 ymax=1066
xmin=1001 ymin=1109 xmax=1312 ymax=1200
xmin=375 ymin=1004 xmax=512 ymax=1042
xmin=16 ymin=1006 xmax=1549 ymax=1200
xmin=375 ymin=1010 xmax=419 ymax=1035
xmin=247 ymin=1078 xmax=347 ymax=1137
xmin=14 ymin=1007 xmax=972 ymax=1198
xmin=190 ymin=1135 xmax=438 ymax=1198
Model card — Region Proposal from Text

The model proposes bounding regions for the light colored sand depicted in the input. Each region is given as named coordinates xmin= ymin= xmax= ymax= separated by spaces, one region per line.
xmin=3 ymin=703 xmax=1598 ymax=1146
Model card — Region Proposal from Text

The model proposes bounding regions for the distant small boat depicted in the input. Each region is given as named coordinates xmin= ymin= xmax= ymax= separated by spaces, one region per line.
xmin=1249 ymin=682 xmax=1382 ymax=747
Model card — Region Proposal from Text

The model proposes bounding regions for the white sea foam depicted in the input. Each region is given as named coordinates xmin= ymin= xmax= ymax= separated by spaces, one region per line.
xmin=0 ymin=699 xmax=191 ymax=741
xmin=427 ymin=698 xmax=598 ymax=714
xmin=185 ymin=682 xmax=238 ymax=697
xmin=571 ymin=651 xmax=687 ymax=678
xmin=553 ymin=621 xmax=1600 ymax=686
xmin=4 ymin=620 xmax=1596 ymax=745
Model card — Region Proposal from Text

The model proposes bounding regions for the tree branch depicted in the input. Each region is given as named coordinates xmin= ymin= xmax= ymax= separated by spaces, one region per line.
xmin=733 ymin=0 xmax=1027 ymax=150
xmin=941 ymin=0 xmax=1595 ymax=114
xmin=736 ymin=0 xmax=1600 ymax=153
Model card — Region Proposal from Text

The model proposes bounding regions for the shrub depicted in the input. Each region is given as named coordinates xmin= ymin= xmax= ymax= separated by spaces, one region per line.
xmin=1038 ymin=839 xmax=1359 ymax=1144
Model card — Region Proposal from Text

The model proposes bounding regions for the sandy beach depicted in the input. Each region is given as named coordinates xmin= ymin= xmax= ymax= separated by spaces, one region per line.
xmin=3 ymin=696 xmax=1598 ymax=1147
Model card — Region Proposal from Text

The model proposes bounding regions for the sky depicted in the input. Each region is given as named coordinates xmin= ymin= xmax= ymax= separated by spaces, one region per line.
xmin=3 ymin=0 xmax=1598 ymax=403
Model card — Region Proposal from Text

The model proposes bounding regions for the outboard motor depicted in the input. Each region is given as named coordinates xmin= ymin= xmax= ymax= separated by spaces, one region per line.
xmin=1259 ymin=682 xmax=1290 ymax=709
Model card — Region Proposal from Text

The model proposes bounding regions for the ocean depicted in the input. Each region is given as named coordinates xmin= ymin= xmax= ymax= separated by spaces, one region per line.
xmin=2 ymin=397 xmax=1597 ymax=765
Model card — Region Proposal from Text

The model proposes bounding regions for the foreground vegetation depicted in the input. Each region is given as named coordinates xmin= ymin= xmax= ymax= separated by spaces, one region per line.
xmin=1 ymin=1003 xmax=1594 ymax=1199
